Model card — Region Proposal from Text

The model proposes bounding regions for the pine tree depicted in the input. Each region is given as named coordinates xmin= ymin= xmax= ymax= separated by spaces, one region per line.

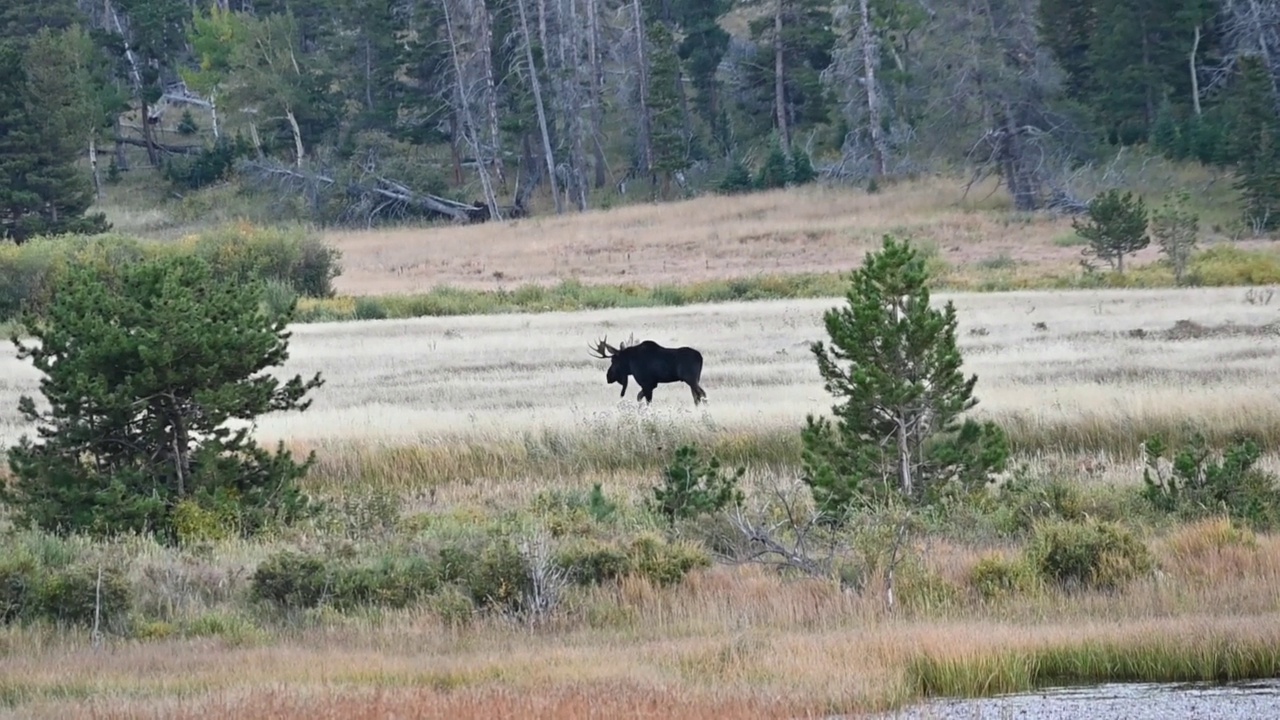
xmin=3 ymin=253 xmax=324 ymax=541
xmin=801 ymin=235 xmax=1009 ymax=515
xmin=647 ymin=21 xmax=688 ymax=199
xmin=1226 ymin=56 xmax=1280 ymax=232
xmin=1073 ymin=189 xmax=1149 ymax=273
xmin=0 ymin=39 xmax=108 ymax=243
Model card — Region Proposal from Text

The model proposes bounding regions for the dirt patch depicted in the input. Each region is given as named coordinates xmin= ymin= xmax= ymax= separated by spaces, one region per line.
xmin=1160 ymin=319 xmax=1280 ymax=340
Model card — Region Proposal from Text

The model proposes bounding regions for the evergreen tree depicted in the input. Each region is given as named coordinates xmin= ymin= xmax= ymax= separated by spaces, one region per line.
xmin=647 ymin=21 xmax=688 ymax=198
xmin=3 ymin=253 xmax=324 ymax=541
xmin=0 ymin=38 xmax=108 ymax=243
xmin=1226 ymin=56 xmax=1280 ymax=232
xmin=801 ymin=235 xmax=1009 ymax=515
xmin=1073 ymin=188 xmax=1149 ymax=273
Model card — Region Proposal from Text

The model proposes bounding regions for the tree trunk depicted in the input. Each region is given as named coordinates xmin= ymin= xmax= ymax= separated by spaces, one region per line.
xmin=859 ymin=0 xmax=888 ymax=176
xmin=563 ymin=0 xmax=588 ymax=210
xmin=443 ymin=0 xmax=501 ymax=220
xmin=517 ymin=0 xmax=563 ymax=213
xmin=631 ymin=0 xmax=653 ymax=176
xmin=587 ymin=0 xmax=608 ymax=188
xmin=774 ymin=0 xmax=790 ymax=157
xmin=476 ymin=0 xmax=506 ymax=189
xmin=285 ymin=107 xmax=305 ymax=166
xmin=249 ymin=121 xmax=265 ymax=160
xmin=1190 ymin=24 xmax=1202 ymax=116
xmin=140 ymin=99 xmax=160 ymax=167
xmin=210 ymin=88 xmax=220 ymax=139
xmin=89 ymin=136 xmax=102 ymax=199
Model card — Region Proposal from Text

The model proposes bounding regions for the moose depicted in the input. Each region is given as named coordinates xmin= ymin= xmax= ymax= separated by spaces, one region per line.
xmin=587 ymin=335 xmax=708 ymax=405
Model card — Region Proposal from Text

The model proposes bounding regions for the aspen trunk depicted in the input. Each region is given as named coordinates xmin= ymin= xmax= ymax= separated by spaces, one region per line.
xmin=89 ymin=136 xmax=102 ymax=199
xmin=443 ymin=0 xmax=501 ymax=220
xmin=476 ymin=0 xmax=505 ymax=188
xmin=517 ymin=0 xmax=563 ymax=213
xmin=587 ymin=0 xmax=608 ymax=188
xmin=285 ymin=108 xmax=305 ymax=166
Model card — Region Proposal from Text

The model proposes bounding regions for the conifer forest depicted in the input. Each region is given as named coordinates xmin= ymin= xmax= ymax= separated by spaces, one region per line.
xmin=2 ymin=0 xmax=1278 ymax=237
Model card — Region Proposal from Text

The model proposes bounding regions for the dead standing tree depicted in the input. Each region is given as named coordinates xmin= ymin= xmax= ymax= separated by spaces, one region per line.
xmin=442 ymin=0 xmax=503 ymax=221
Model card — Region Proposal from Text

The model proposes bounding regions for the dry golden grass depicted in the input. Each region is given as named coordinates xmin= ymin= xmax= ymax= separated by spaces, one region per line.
xmin=322 ymin=176 xmax=1093 ymax=296
xmin=4 ymin=528 xmax=1280 ymax=719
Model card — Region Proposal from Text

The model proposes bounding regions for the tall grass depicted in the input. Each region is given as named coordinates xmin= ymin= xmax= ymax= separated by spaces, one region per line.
xmin=906 ymin=618 xmax=1280 ymax=699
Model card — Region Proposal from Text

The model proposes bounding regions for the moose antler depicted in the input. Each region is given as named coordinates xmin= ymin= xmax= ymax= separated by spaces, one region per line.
xmin=617 ymin=333 xmax=638 ymax=351
xmin=587 ymin=336 xmax=619 ymax=359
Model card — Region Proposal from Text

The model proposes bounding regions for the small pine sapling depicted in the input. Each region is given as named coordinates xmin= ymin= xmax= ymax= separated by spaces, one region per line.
xmin=1074 ymin=189 xmax=1150 ymax=274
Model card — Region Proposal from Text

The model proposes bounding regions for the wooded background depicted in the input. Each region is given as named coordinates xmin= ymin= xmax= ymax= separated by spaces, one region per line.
xmin=1 ymin=0 xmax=1277 ymax=240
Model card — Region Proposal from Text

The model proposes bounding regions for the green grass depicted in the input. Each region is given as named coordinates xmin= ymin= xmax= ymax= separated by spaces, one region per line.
xmin=907 ymin=630 xmax=1280 ymax=699
xmin=290 ymin=245 xmax=1280 ymax=323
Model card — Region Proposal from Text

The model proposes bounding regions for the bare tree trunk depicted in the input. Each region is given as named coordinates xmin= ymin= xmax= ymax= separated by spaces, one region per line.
xmin=140 ymin=100 xmax=160 ymax=166
xmin=285 ymin=108 xmax=305 ymax=166
xmin=774 ymin=0 xmax=790 ymax=157
xmin=564 ymin=0 xmax=588 ymax=210
xmin=89 ymin=136 xmax=102 ymax=198
xmin=443 ymin=0 xmax=502 ymax=220
xmin=476 ymin=0 xmax=505 ymax=189
xmin=631 ymin=0 xmax=653 ymax=177
xmin=517 ymin=0 xmax=563 ymax=213
xmin=859 ymin=0 xmax=887 ymax=176
xmin=1190 ymin=24 xmax=1203 ymax=116
xmin=587 ymin=0 xmax=608 ymax=188
xmin=248 ymin=121 xmax=265 ymax=160
xmin=210 ymin=89 xmax=220 ymax=139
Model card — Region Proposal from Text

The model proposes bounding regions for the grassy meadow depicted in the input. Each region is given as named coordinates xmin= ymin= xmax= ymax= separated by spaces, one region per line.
xmin=4 ymin=283 xmax=1280 ymax=718
xmin=4 ymin=162 xmax=1280 ymax=719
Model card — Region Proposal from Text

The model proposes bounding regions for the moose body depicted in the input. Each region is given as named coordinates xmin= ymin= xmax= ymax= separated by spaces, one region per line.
xmin=588 ymin=336 xmax=707 ymax=405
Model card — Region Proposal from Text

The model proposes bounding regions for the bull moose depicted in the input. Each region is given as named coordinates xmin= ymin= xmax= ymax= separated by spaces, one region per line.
xmin=587 ymin=335 xmax=707 ymax=405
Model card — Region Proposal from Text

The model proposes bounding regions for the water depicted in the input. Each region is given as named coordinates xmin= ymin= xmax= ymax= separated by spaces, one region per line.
xmin=879 ymin=679 xmax=1280 ymax=719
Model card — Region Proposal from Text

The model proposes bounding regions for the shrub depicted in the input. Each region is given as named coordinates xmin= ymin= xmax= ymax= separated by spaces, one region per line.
xmin=1141 ymin=433 xmax=1280 ymax=530
xmin=554 ymin=534 xmax=710 ymax=588
xmin=968 ymin=554 xmax=1038 ymax=601
xmin=0 ymin=547 xmax=132 ymax=632
xmin=625 ymin=533 xmax=711 ymax=586
xmin=555 ymin=539 xmax=633 ymax=586
xmin=1151 ymin=190 xmax=1200 ymax=285
xmin=0 ymin=226 xmax=342 ymax=324
xmin=649 ymin=444 xmax=744 ymax=524
xmin=250 ymin=551 xmax=332 ymax=610
xmin=249 ymin=549 xmax=442 ymax=612
xmin=1025 ymin=519 xmax=1153 ymax=592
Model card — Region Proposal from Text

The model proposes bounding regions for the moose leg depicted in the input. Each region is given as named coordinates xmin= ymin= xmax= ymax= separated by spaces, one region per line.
xmin=638 ymin=385 xmax=655 ymax=403
xmin=689 ymin=383 xmax=705 ymax=405
xmin=619 ymin=377 xmax=628 ymax=398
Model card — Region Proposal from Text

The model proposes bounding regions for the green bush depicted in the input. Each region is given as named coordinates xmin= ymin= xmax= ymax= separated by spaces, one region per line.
xmin=556 ymin=539 xmax=633 ymax=585
xmin=968 ymin=554 xmax=1039 ymax=601
xmin=250 ymin=551 xmax=333 ymax=610
xmin=1025 ymin=519 xmax=1153 ymax=592
xmin=625 ymin=533 xmax=712 ymax=587
xmin=250 ymin=549 xmax=442 ymax=612
xmin=0 ymin=546 xmax=132 ymax=632
xmin=649 ymin=444 xmax=744 ymax=524
xmin=0 ymin=224 xmax=342 ymax=323
xmin=1142 ymin=433 xmax=1280 ymax=530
